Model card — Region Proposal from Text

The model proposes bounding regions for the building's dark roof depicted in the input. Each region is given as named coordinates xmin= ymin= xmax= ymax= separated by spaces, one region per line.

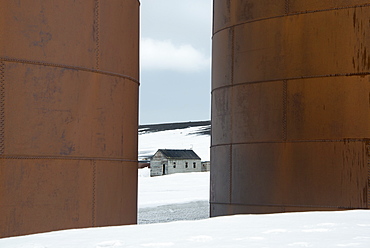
xmin=158 ymin=149 xmax=201 ymax=160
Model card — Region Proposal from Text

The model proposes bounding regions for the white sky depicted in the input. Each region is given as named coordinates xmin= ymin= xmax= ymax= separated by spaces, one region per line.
xmin=139 ymin=0 xmax=213 ymax=124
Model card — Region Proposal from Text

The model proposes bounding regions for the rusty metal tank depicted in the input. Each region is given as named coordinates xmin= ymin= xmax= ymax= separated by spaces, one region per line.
xmin=211 ymin=0 xmax=370 ymax=216
xmin=0 ymin=0 xmax=139 ymax=238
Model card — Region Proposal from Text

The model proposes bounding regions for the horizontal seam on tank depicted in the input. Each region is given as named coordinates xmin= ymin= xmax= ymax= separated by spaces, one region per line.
xmin=211 ymin=138 xmax=370 ymax=147
xmin=0 ymin=57 xmax=140 ymax=85
xmin=210 ymin=202 xmax=366 ymax=210
xmin=213 ymin=3 xmax=370 ymax=37
xmin=213 ymin=14 xmax=286 ymax=37
xmin=211 ymin=72 xmax=370 ymax=93
xmin=0 ymin=154 xmax=138 ymax=163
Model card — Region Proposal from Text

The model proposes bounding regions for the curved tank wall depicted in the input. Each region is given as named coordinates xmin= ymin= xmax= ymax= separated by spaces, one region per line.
xmin=0 ymin=0 xmax=139 ymax=238
xmin=211 ymin=0 xmax=370 ymax=216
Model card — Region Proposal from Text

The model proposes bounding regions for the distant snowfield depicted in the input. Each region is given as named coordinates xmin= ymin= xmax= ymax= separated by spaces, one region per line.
xmin=138 ymin=168 xmax=209 ymax=208
xmin=139 ymin=124 xmax=210 ymax=161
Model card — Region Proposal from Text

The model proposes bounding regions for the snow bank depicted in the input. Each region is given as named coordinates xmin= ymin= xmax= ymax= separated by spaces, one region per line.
xmin=1 ymin=210 xmax=369 ymax=247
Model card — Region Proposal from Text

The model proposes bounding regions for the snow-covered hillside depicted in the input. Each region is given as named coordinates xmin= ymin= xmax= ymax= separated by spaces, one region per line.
xmin=139 ymin=121 xmax=210 ymax=161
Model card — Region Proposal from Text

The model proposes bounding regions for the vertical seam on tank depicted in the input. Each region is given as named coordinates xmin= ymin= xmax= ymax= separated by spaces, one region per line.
xmin=229 ymin=145 xmax=233 ymax=204
xmin=230 ymin=27 xmax=234 ymax=86
xmin=92 ymin=160 xmax=96 ymax=226
xmin=94 ymin=0 xmax=100 ymax=70
xmin=0 ymin=62 xmax=5 ymax=155
xmin=285 ymin=0 xmax=290 ymax=15
xmin=283 ymin=80 xmax=287 ymax=141
xmin=229 ymin=27 xmax=235 ymax=204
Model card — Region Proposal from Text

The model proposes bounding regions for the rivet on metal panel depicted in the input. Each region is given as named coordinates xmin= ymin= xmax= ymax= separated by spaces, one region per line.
xmin=229 ymin=26 xmax=235 ymax=205
xmin=211 ymin=138 xmax=370 ymax=148
xmin=212 ymin=202 xmax=358 ymax=210
xmin=229 ymin=145 xmax=232 ymax=204
xmin=212 ymin=73 xmax=370 ymax=93
xmin=214 ymin=4 xmax=370 ymax=41
xmin=297 ymin=4 xmax=370 ymax=15
xmin=231 ymin=27 xmax=235 ymax=85
xmin=285 ymin=0 xmax=290 ymax=15
xmin=0 ymin=61 xmax=5 ymax=155
xmin=283 ymin=80 xmax=287 ymax=141
xmin=0 ymin=155 xmax=138 ymax=162
xmin=367 ymin=141 xmax=370 ymax=208
xmin=92 ymin=160 xmax=97 ymax=227
xmin=94 ymin=0 xmax=101 ymax=70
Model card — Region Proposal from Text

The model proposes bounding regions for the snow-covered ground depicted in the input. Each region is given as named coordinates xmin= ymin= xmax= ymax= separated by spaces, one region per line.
xmin=138 ymin=167 xmax=209 ymax=208
xmin=1 ymin=169 xmax=369 ymax=247
xmin=137 ymin=168 xmax=210 ymax=224
xmin=138 ymin=122 xmax=210 ymax=161
xmin=1 ymin=210 xmax=369 ymax=247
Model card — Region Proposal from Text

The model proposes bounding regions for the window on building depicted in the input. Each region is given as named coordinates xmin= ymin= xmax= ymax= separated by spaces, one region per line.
xmin=173 ymin=162 xmax=176 ymax=168
xmin=193 ymin=162 xmax=196 ymax=168
xmin=185 ymin=162 xmax=188 ymax=168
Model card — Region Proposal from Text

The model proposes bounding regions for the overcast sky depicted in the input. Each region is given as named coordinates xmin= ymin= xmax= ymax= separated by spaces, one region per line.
xmin=139 ymin=0 xmax=213 ymax=124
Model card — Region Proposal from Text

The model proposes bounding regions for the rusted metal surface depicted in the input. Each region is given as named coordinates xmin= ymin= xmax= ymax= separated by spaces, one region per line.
xmin=211 ymin=0 xmax=370 ymax=216
xmin=0 ymin=0 xmax=139 ymax=238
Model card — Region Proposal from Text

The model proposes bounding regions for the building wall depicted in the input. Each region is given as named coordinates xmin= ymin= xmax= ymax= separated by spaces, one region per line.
xmin=201 ymin=161 xmax=210 ymax=172
xmin=211 ymin=0 xmax=370 ymax=216
xmin=0 ymin=0 xmax=139 ymax=238
xmin=150 ymin=151 xmax=202 ymax=176
xmin=150 ymin=152 xmax=168 ymax=177
xmin=167 ymin=159 xmax=202 ymax=174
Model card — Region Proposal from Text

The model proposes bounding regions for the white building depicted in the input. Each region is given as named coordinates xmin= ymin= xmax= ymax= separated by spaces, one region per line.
xmin=150 ymin=149 xmax=202 ymax=177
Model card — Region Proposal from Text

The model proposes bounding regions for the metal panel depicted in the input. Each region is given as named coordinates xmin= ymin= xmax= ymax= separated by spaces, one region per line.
xmin=211 ymin=87 xmax=232 ymax=146
xmin=233 ymin=0 xmax=285 ymax=24
xmin=213 ymin=0 xmax=232 ymax=33
xmin=211 ymin=28 xmax=233 ymax=90
xmin=95 ymin=161 xmax=138 ymax=226
xmin=210 ymin=145 xmax=231 ymax=204
xmin=230 ymin=7 xmax=370 ymax=85
xmin=213 ymin=0 xmax=286 ymax=33
xmin=287 ymin=76 xmax=370 ymax=140
xmin=231 ymin=82 xmax=284 ymax=143
xmin=0 ymin=1 xmax=96 ymax=68
xmin=4 ymin=63 xmax=138 ymax=159
xmin=211 ymin=0 xmax=370 ymax=216
xmin=289 ymin=0 xmax=370 ymax=14
xmin=99 ymin=1 xmax=139 ymax=77
xmin=211 ymin=203 xmax=340 ymax=216
xmin=211 ymin=141 xmax=368 ymax=216
xmin=0 ymin=159 xmax=94 ymax=236
xmin=231 ymin=142 xmax=368 ymax=208
xmin=0 ymin=0 xmax=139 ymax=238
xmin=230 ymin=143 xmax=285 ymax=207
